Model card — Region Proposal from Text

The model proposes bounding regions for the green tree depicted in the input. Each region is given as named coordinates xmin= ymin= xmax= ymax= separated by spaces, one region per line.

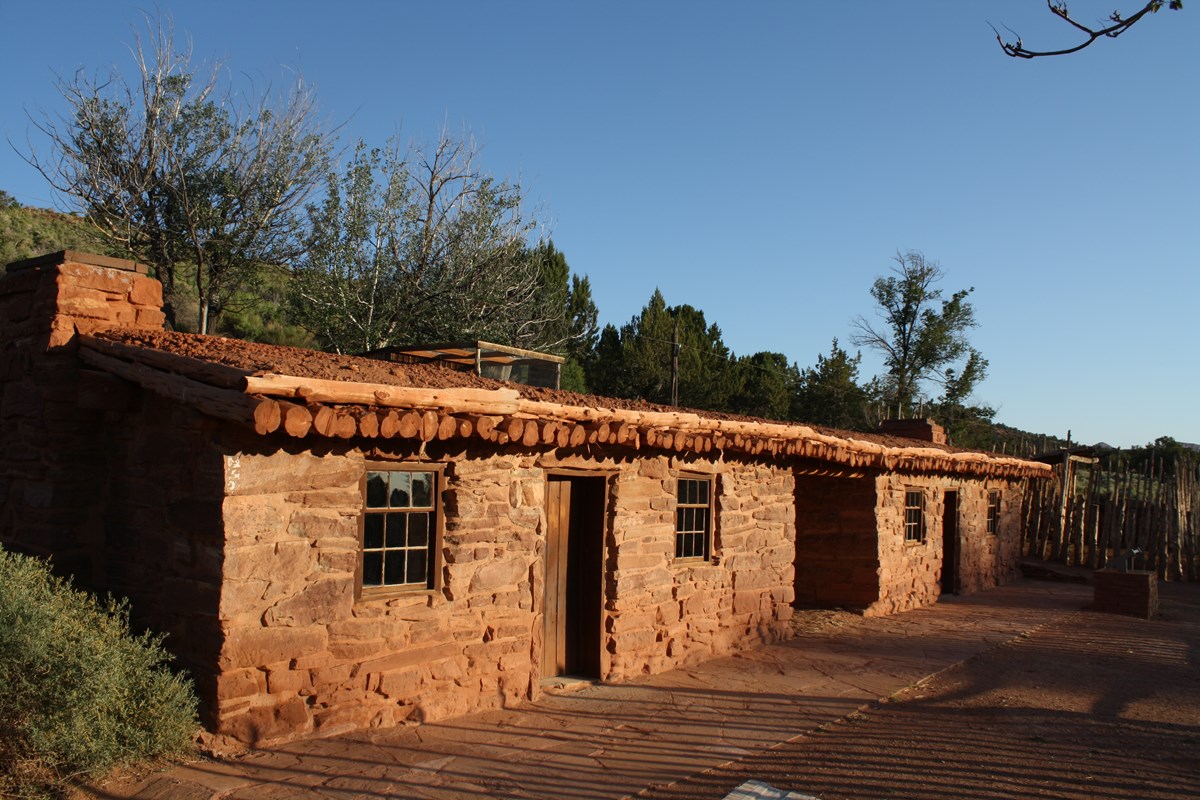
xmin=728 ymin=351 xmax=800 ymax=421
xmin=792 ymin=339 xmax=872 ymax=430
xmin=851 ymin=250 xmax=986 ymax=417
xmin=289 ymin=135 xmax=546 ymax=354
xmin=588 ymin=290 xmax=736 ymax=410
xmin=24 ymin=15 xmax=332 ymax=333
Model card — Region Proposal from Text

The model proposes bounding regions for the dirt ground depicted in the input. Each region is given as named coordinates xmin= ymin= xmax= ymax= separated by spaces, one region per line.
xmin=645 ymin=582 xmax=1200 ymax=800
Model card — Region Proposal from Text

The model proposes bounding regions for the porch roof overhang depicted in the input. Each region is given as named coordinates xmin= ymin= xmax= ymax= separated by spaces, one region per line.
xmin=77 ymin=331 xmax=1053 ymax=480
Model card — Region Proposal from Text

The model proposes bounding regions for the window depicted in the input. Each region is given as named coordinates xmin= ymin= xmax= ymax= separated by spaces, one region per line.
xmin=675 ymin=476 xmax=713 ymax=561
xmin=904 ymin=489 xmax=925 ymax=543
xmin=361 ymin=467 xmax=440 ymax=593
xmin=986 ymin=490 xmax=1001 ymax=535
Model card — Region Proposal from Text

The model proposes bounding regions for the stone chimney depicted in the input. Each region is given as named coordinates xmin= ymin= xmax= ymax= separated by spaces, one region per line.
xmin=878 ymin=418 xmax=947 ymax=445
xmin=0 ymin=250 xmax=165 ymax=580
xmin=1 ymin=249 xmax=165 ymax=352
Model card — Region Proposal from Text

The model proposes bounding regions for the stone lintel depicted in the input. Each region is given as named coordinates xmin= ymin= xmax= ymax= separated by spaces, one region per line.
xmin=6 ymin=249 xmax=147 ymax=275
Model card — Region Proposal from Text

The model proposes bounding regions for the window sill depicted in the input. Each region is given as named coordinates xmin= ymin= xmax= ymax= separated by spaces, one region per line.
xmin=358 ymin=585 xmax=439 ymax=603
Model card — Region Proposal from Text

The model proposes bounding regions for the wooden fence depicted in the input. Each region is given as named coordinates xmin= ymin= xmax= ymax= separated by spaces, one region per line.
xmin=1021 ymin=451 xmax=1199 ymax=581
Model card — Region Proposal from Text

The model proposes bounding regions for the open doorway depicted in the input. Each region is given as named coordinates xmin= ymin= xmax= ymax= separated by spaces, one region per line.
xmin=941 ymin=490 xmax=959 ymax=595
xmin=542 ymin=475 xmax=605 ymax=680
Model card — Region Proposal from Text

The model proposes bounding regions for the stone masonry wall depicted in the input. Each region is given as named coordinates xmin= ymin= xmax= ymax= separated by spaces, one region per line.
xmin=214 ymin=441 xmax=796 ymax=745
xmin=100 ymin=392 xmax=227 ymax=716
xmin=871 ymin=474 xmax=948 ymax=616
xmin=792 ymin=475 xmax=880 ymax=610
xmin=871 ymin=474 xmax=1027 ymax=616
xmin=0 ymin=252 xmax=164 ymax=582
xmin=955 ymin=479 xmax=1025 ymax=596
xmin=604 ymin=456 xmax=795 ymax=679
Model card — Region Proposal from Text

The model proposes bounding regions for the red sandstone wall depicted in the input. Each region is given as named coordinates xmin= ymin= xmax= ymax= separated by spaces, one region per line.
xmin=0 ymin=255 xmax=164 ymax=580
xmin=792 ymin=475 xmax=880 ymax=609
xmin=213 ymin=444 xmax=795 ymax=745
xmin=871 ymin=474 xmax=1027 ymax=616
xmin=99 ymin=392 xmax=227 ymax=714
xmin=606 ymin=458 xmax=795 ymax=678
xmin=955 ymin=480 xmax=1025 ymax=596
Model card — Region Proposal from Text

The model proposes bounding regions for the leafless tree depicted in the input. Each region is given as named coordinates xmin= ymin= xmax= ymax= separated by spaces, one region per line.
xmin=21 ymin=14 xmax=333 ymax=333
xmin=994 ymin=0 xmax=1182 ymax=59
xmin=291 ymin=130 xmax=563 ymax=355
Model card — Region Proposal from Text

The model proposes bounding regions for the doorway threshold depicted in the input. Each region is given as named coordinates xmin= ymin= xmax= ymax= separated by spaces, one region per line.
xmin=541 ymin=675 xmax=598 ymax=694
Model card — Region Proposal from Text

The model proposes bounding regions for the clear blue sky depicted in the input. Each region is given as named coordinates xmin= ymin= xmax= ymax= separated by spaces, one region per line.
xmin=1 ymin=1 xmax=1196 ymax=448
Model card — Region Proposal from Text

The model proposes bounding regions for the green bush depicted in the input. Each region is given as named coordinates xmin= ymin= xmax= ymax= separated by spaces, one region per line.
xmin=0 ymin=546 xmax=197 ymax=797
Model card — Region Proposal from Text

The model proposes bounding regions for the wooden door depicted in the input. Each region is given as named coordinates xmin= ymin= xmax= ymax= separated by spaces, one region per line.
xmin=941 ymin=490 xmax=959 ymax=595
xmin=542 ymin=476 xmax=603 ymax=679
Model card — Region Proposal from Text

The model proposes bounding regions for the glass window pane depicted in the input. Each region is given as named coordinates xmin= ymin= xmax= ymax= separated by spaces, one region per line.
xmin=366 ymin=473 xmax=388 ymax=508
xmin=407 ymin=549 xmax=428 ymax=585
xmin=698 ymin=480 xmax=709 ymax=505
xmin=362 ymin=551 xmax=383 ymax=585
xmin=408 ymin=513 xmax=430 ymax=546
xmin=676 ymin=508 xmax=685 ymax=532
xmin=411 ymin=472 xmax=433 ymax=507
xmin=390 ymin=472 xmax=411 ymax=508
xmin=386 ymin=513 xmax=407 ymax=547
xmin=384 ymin=550 xmax=406 ymax=585
xmin=364 ymin=514 xmax=384 ymax=549
xmin=697 ymin=508 xmax=709 ymax=534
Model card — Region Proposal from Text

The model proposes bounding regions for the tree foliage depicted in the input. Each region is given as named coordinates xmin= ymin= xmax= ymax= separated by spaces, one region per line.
xmin=995 ymin=0 xmax=1182 ymax=59
xmin=288 ymin=135 xmax=563 ymax=355
xmin=851 ymin=250 xmax=986 ymax=416
xmin=23 ymin=14 xmax=332 ymax=333
xmin=728 ymin=351 xmax=799 ymax=421
xmin=791 ymin=339 xmax=873 ymax=430
xmin=586 ymin=290 xmax=737 ymax=411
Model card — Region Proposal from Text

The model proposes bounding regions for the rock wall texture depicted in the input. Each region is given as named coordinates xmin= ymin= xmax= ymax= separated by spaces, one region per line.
xmin=213 ymin=441 xmax=796 ymax=746
xmin=793 ymin=475 xmax=880 ymax=609
xmin=871 ymin=474 xmax=1026 ymax=616
xmin=0 ymin=253 xmax=164 ymax=581
xmin=794 ymin=472 xmax=1027 ymax=616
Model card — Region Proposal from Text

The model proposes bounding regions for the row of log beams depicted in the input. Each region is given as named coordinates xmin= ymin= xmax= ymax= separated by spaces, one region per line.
xmin=79 ymin=340 xmax=1051 ymax=478
xmin=239 ymin=400 xmax=1042 ymax=477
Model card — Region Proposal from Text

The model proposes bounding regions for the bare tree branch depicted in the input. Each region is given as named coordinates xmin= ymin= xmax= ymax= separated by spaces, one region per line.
xmin=19 ymin=11 xmax=333 ymax=333
xmin=994 ymin=0 xmax=1182 ymax=59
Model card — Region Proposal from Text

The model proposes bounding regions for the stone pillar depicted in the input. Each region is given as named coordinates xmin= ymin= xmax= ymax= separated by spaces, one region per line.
xmin=0 ymin=249 xmax=165 ymax=581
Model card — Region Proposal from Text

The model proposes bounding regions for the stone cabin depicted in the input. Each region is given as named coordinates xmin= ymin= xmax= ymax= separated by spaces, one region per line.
xmin=0 ymin=251 xmax=1051 ymax=745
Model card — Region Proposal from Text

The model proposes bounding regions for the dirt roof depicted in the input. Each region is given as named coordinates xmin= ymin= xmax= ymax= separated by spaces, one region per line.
xmin=85 ymin=329 xmax=1051 ymax=479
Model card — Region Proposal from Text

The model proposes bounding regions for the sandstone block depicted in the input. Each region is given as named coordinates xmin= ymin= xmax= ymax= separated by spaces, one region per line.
xmin=470 ymin=557 xmax=527 ymax=592
xmin=263 ymin=577 xmax=353 ymax=627
xmin=220 ymin=626 xmax=327 ymax=670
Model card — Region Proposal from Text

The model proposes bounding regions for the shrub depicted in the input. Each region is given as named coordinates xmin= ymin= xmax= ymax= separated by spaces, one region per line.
xmin=0 ymin=546 xmax=197 ymax=797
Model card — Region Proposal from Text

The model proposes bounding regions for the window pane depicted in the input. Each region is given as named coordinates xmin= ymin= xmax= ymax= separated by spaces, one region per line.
xmin=408 ymin=512 xmax=430 ymax=546
xmin=389 ymin=472 xmax=412 ymax=508
xmin=696 ymin=508 xmax=709 ymax=535
xmin=384 ymin=550 xmax=406 ymax=585
xmin=411 ymin=472 xmax=433 ymax=507
xmin=407 ymin=549 xmax=428 ymax=584
xmin=363 ymin=551 xmax=383 ymax=585
xmin=385 ymin=513 xmax=407 ymax=547
xmin=697 ymin=480 xmax=709 ymax=504
xmin=366 ymin=473 xmax=388 ymax=508
xmin=364 ymin=514 xmax=384 ymax=549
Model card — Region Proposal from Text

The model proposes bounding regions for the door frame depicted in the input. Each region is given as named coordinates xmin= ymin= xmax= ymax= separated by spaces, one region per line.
xmin=539 ymin=469 xmax=613 ymax=685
